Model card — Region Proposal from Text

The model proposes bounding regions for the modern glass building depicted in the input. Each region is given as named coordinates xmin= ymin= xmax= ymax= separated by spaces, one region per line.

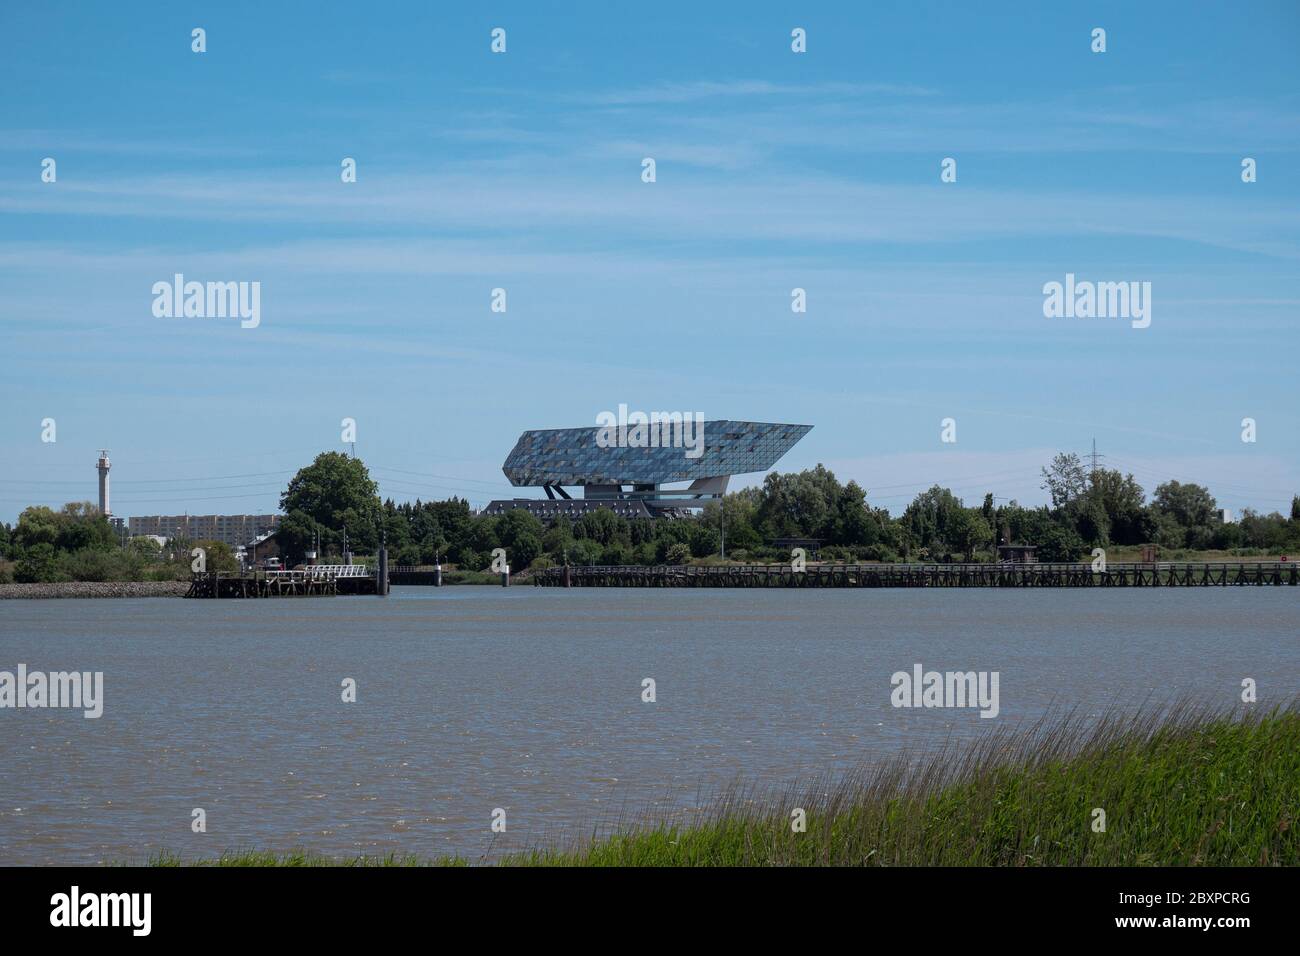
xmin=483 ymin=420 xmax=812 ymax=518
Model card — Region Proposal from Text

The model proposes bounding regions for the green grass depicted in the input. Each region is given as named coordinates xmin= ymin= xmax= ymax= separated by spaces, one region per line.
xmin=146 ymin=702 xmax=1299 ymax=867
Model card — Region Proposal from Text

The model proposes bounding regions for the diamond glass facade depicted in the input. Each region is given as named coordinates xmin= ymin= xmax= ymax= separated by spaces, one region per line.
xmin=502 ymin=421 xmax=812 ymax=486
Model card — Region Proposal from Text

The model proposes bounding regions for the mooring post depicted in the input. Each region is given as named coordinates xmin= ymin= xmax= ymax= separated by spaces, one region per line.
xmin=378 ymin=544 xmax=389 ymax=596
xmin=563 ymin=563 xmax=571 ymax=588
xmin=434 ymin=561 xmax=442 ymax=587
xmin=501 ymin=564 xmax=510 ymax=587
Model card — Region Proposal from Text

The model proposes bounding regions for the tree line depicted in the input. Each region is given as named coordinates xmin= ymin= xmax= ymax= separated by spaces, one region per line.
xmin=3 ymin=450 xmax=1297 ymax=582
xmin=0 ymin=502 xmax=239 ymax=583
xmin=273 ymin=451 xmax=1300 ymax=569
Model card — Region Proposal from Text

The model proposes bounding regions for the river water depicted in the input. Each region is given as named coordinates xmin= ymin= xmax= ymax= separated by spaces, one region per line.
xmin=1 ymin=586 xmax=1297 ymax=864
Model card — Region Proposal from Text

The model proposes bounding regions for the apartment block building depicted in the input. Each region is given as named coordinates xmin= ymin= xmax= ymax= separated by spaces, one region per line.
xmin=127 ymin=513 xmax=280 ymax=547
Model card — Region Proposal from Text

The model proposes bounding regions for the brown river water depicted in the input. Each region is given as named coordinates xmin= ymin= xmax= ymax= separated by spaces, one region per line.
xmin=1 ymin=586 xmax=1297 ymax=864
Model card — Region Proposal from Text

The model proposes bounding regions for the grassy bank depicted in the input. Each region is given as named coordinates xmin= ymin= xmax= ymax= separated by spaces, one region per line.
xmin=146 ymin=703 xmax=1297 ymax=867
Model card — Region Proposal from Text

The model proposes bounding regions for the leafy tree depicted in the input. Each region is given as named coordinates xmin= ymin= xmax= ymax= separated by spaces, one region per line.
xmin=831 ymin=480 xmax=880 ymax=547
xmin=497 ymin=509 xmax=545 ymax=551
xmin=688 ymin=522 xmax=720 ymax=558
xmin=509 ymin=532 xmax=543 ymax=569
xmin=280 ymin=452 xmax=382 ymax=551
xmin=1153 ymin=481 xmax=1217 ymax=532
xmin=902 ymin=486 xmax=965 ymax=553
xmin=755 ymin=465 xmax=840 ymax=539
xmin=453 ymin=547 xmax=483 ymax=571
xmin=128 ymin=536 xmax=163 ymax=560
xmin=1084 ymin=470 xmax=1146 ymax=544
xmin=14 ymin=543 xmax=59 ymax=582
xmin=1238 ymin=509 xmax=1292 ymax=552
xmin=194 ymin=540 xmax=239 ymax=573
xmin=13 ymin=506 xmax=61 ymax=551
xmin=1069 ymin=498 xmax=1111 ymax=547
xmin=666 ymin=542 xmax=692 ymax=565
xmin=602 ymin=541 xmax=633 ymax=565
xmin=948 ymin=509 xmax=994 ymax=561
xmin=1035 ymin=524 xmax=1085 ymax=562
xmin=575 ymin=508 xmax=627 ymax=546
xmin=1153 ymin=511 xmax=1187 ymax=550
xmin=542 ymin=519 xmax=576 ymax=564
xmin=1040 ymin=453 xmax=1089 ymax=508
xmin=569 ymin=538 xmax=603 ymax=565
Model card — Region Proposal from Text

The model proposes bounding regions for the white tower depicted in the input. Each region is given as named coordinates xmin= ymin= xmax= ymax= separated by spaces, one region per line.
xmin=97 ymin=449 xmax=111 ymax=516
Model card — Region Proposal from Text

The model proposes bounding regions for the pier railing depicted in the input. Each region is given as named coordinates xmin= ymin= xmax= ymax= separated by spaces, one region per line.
xmin=533 ymin=561 xmax=1299 ymax=588
xmin=186 ymin=565 xmax=379 ymax=598
xmin=265 ymin=564 xmax=370 ymax=579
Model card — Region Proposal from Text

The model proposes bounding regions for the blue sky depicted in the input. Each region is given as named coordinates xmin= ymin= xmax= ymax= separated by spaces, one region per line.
xmin=1 ymin=1 xmax=1297 ymax=522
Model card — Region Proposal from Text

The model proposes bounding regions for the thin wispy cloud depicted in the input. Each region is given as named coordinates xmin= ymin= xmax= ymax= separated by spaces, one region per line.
xmin=579 ymin=79 xmax=938 ymax=105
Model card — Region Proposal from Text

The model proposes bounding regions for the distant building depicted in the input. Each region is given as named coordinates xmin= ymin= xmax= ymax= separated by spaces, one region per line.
xmin=997 ymin=544 xmax=1038 ymax=564
xmin=1217 ymin=508 xmax=1235 ymax=524
xmin=484 ymin=420 xmax=812 ymax=519
xmin=772 ymin=537 xmax=821 ymax=558
xmin=236 ymin=530 xmax=281 ymax=570
xmin=128 ymin=513 xmax=280 ymax=547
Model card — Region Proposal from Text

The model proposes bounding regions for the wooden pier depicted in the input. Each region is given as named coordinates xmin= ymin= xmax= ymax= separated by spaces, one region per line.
xmin=388 ymin=565 xmax=443 ymax=586
xmin=532 ymin=561 xmax=1300 ymax=589
xmin=185 ymin=565 xmax=383 ymax=598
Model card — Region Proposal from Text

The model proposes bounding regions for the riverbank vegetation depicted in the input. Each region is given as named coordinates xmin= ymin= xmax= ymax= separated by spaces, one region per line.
xmin=287 ymin=451 xmax=1299 ymax=571
xmin=4 ymin=450 xmax=1296 ymax=582
xmin=0 ymin=502 xmax=237 ymax=584
xmin=147 ymin=703 xmax=1299 ymax=867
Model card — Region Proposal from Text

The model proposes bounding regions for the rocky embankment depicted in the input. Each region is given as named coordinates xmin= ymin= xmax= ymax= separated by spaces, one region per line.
xmin=0 ymin=581 xmax=189 ymax=599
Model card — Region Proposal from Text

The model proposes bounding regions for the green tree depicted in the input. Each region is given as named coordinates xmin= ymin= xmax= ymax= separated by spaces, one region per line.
xmin=666 ymin=542 xmax=692 ymax=565
xmin=1085 ymin=470 xmax=1146 ymax=544
xmin=509 ymin=532 xmax=543 ymax=569
xmin=569 ymin=538 xmax=603 ymax=565
xmin=14 ymin=543 xmax=59 ymax=582
xmin=1153 ymin=481 xmax=1217 ymax=532
xmin=575 ymin=508 xmax=628 ymax=546
xmin=1035 ymin=524 xmax=1085 ymax=562
xmin=13 ymin=506 xmax=62 ymax=551
xmin=1040 ymin=453 xmax=1088 ymax=508
xmin=276 ymin=509 xmax=322 ymax=566
xmin=1069 ymin=497 xmax=1111 ymax=547
xmin=497 ymin=509 xmax=545 ymax=551
xmin=194 ymin=540 xmax=239 ymax=573
xmin=948 ymin=509 xmax=994 ymax=561
xmin=755 ymin=465 xmax=842 ymax=539
xmin=902 ymin=486 xmax=965 ymax=554
xmin=280 ymin=452 xmax=382 ymax=554
xmin=55 ymin=502 xmax=115 ymax=552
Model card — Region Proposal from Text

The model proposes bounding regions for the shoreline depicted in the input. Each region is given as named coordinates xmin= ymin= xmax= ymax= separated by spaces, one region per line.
xmin=0 ymin=581 xmax=190 ymax=600
xmin=140 ymin=704 xmax=1298 ymax=867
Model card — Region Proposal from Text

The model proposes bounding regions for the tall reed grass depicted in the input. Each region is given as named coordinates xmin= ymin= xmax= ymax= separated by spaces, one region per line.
xmin=151 ymin=701 xmax=1298 ymax=867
